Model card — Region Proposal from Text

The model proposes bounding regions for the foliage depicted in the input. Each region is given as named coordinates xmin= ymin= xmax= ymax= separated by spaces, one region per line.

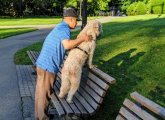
xmin=97 ymin=0 xmax=111 ymax=11
xmin=120 ymin=0 xmax=132 ymax=13
xmin=148 ymin=0 xmax=164 ymax=14
xmin=146 ymin=2 xmax=152 ymax=14
xmin=164 ymin=0 xmax=165 ymax=14
xmin=0 ymin=0 xmax=112 ymax=16
xmin=127 ymin=1 xmax=147 ymax=16
xmin=153 ymin=6 xmax=163 ymax=14
xmin=66 ymin=0 xmax=111 ymax=16
xmin=134 ymin=2 xmax=147 ymax=15
xmin=0 ymin=0 xmax=67 ymax=16
xmin=65 ymin=0 xmax=79 ymax=8
xmin=150 ymin=0 xmax=163 ymax=6
xmin=127 ymin=2 xmax=137 ymax=16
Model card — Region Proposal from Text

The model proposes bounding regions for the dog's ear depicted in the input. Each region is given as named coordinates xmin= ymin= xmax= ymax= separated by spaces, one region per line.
xmin=93 ymin=21 xmax=102 ymax=37
xmin=94 ymin=21 xmax=99 ymax=28
xmin=86 ymin=28 xmax=96 ymax=40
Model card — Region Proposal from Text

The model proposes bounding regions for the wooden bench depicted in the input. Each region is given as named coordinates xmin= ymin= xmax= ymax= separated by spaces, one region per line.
xmin=27 ymin=50 xmax=116 ymax=119
xmin=27 ymin=51 xmax=40 ymax=66
xmin=116 ymin=91 xmax=165 ymax=120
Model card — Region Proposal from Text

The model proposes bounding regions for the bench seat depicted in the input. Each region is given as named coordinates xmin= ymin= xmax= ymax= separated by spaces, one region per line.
xmin=27 ymin=50 xmax=116 ymax=119
xmin=116 ymin=91 xmax=165 ymax=120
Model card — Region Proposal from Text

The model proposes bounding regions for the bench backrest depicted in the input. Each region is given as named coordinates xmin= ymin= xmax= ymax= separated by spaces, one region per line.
xmin=116 ymin=92 xmax=165 ymax=120
xmin=27 ymin=51 xmax=40 ymax=65
xmin=27 ymin=50 xmax=116 ymax=116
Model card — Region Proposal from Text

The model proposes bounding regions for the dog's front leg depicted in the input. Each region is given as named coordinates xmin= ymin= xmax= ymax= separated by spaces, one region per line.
xmin=87 ymin=43 xmax=96 ymax=69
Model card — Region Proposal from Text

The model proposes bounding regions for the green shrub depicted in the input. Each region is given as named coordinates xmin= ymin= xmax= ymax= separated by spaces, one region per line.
xmin=150 ymin=0 xmax=163 ymax=6
xmin=149 ymin=0 xmax=164 ymax=14
xmin=153 ymin=6 xmax=163 ymax=14
xmin=134 ymin=2 xmax=147 ymax=15
xmin=146 ymin=2 xmax=152 ymax=14
xmin=127 ymin=2 xmax=137 ymax=16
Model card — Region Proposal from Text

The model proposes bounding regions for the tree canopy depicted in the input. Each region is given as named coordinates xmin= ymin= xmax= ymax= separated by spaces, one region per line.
xmin=0 ymin=0 xmax=163 ymax=17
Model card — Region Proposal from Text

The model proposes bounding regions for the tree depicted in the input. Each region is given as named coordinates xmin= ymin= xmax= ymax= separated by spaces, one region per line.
xmin=81 ymin=0 xmax=87 ymax=29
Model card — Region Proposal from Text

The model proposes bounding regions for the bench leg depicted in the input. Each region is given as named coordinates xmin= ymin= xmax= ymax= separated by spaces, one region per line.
xmin=32 ymin=65 xmax=37 ymax=75
xmin=82 ymin=116 xmax=90 ymax=120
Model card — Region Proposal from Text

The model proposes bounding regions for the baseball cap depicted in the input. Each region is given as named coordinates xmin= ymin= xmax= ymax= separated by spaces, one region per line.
xmin=63 ymin=7 xmax=77 ymax=17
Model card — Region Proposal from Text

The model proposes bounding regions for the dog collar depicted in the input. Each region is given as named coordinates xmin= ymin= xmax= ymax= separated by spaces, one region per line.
xmin=75 ymin=47 xmax=89 ymax=55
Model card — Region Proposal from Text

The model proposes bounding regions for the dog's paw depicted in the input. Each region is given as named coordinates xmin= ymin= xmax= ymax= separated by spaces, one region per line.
xmin=67 ymin=99 xmax=73 ymax=104
xmin=67 ymin=98 xmax=73 ymax=103
xmin=58 ymin=93 xmax=64 ymax=99
xmin=89 ymin=65 xmax=95 ymax=69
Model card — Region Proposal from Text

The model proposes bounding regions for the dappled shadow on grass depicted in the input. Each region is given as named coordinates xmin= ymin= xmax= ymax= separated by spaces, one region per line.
xmin=101 ymin=17 xmax=165 ymax=40
xmin=149 ymin=86 xmax=165 ymax=107
xmin=92 ymin=48 xmax=145 ymax=120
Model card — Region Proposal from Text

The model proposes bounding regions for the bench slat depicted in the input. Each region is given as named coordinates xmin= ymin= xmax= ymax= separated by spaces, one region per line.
xmin=74 ymin=92 xmax=95 ymax=115
xmin=80 ymin=81 xmax=103 ymax=104
xmin=50 ymin=94 xmax=65 ymax=116
xmin=55 ymin=80 xmax=81 ymax=115
xmin=119 ymin=107 xmax=140 ymax=120
xmin=69 ymin=96 xmax=88 ymax=115
xmin=31 ymin=51 xmax=39 ymax=63
xmin=27 ymin=51 xmax=36 ymax=65
xmin=90 ymin=67 xmax=116 ymax=84
xmin=56 ymin=81 xmax=82 ymax=115
xmin=85 ymin=78 xmax=106 ymax=96
xmin=131 ymin=92 xmax=165 ymax=119
xmin=55 ymin=77 xmax=89 ymax=115
xmin=78 ymin=86 xmax=100 ymax=110
xmin=56 ymin=76 xmax=95 ymax=115
xmin=58 ymin=72 xmax=106 ymax=98
xmin=116 ymin=115 xmax=126 ymax=120
xmin=123 ymin=98 xmax=158 ymax=120
xmin=27 ymin=51 xmax=39 ymax=65
xmin=87 ymin=72 xmax=109 ymax=90
xmin=57 ymin=72 xmax=104 ymax=103
xmin=54 ymin=87 xmax=74 ymax=115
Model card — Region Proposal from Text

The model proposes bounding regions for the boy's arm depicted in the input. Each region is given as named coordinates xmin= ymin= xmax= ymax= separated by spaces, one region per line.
xmin=62 ymin=34 xmax=91 ymax=50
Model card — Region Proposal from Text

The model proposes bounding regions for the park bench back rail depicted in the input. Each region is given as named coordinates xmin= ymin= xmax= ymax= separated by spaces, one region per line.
xmin=27 ymin=51 xmax=40 ymax=66
xmin=27 ymin=50 xmax=116 ymax=118
xmin=116 ymin=91 xmax=165 ymax=120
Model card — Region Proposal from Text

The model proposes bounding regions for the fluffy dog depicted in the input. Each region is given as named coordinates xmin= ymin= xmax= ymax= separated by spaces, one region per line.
xmin=58 ymin=20 xmax=103 ymax=103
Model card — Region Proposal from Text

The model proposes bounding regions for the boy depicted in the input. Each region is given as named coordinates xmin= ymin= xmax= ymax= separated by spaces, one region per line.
xmin=35 ymin=7 xmax=92 ymax=120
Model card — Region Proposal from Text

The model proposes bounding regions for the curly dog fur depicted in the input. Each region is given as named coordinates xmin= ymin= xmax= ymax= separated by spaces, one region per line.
xmin=58 ymin=20 xmax=103 ymax=103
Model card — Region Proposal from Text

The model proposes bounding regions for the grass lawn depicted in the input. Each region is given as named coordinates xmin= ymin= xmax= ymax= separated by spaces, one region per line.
xmin=0 ymin=16 xmax=102 ymax=26
xmin=0 ymin=17 xmax=62 ymax=26
xmin=14 ymin=14 xmax=165 ymax=119
xmin=0 ymin=28 xmax=37 ymax=39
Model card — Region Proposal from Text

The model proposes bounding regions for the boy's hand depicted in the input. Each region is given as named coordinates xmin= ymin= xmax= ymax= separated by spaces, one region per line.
xmin=77 ymin=34 xmax=93 ymax=42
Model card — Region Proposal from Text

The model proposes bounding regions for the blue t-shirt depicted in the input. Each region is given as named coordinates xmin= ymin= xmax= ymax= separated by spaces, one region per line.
xmin=36 ymin=21 xmax=70 ymax=73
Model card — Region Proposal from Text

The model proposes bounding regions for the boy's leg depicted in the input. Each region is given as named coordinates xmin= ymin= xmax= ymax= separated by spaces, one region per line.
xmin=35 ymin=67 xmax=45 ymax=120
xmin=45 ymin=70 xmax=56 ymax=99
xmin=35 ymin=67 xmax=55 ymax=120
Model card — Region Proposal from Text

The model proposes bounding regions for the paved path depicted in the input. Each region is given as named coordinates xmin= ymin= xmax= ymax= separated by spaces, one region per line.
xmin=0 ymin=16 xmax=118 ymax=120
xmin=0 ymin=27 xmax=52 ymax=120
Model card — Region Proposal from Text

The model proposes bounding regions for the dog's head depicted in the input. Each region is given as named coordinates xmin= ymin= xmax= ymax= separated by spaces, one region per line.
xmin=86 ymin=20 xmax=103 ymax=40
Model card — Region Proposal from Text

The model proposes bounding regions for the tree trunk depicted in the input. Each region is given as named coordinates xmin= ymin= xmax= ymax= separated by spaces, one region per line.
xmin=18 ymin=0 xmax=23 ymax=16
xmin=81 ymin=0 xmax=87 ymax=29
